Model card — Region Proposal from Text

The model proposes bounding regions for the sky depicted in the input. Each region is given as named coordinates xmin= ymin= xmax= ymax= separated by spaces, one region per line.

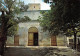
xmin=21 ymin=0 xmax=51 ymax=10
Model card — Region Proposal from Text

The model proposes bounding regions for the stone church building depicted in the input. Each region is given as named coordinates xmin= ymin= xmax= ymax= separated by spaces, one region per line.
xmin=6 ymin=3 xmax=67 ymax=46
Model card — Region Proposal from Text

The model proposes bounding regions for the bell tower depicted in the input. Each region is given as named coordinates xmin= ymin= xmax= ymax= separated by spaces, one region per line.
xmin=27 ymin=3 xmax=41 ymax=11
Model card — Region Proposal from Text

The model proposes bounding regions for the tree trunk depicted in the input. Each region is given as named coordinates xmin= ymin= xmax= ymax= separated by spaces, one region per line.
xmin=0 ymin=40 xmax=6 ymax=56
xmin=0 ymin=11 xmax=7 ymax=56
xmin=73 ymin=28 xmax=77 ymax=50
xmin=74 ymin=32 xmax=77 ymax=50
xmin=0 ymin=31 xmax=7 ymax=56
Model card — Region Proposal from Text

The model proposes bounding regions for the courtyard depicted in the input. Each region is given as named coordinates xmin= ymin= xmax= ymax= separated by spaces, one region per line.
xmin=4 ymin=46 xmax=80 ymax=56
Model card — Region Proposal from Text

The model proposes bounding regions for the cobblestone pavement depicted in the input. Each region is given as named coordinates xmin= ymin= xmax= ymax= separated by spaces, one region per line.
xmin=4 ymin=46 xmax=80 ymax=56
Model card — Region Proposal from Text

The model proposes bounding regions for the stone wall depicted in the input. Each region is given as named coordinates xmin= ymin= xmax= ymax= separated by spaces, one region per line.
xmin=6 ymin=36 xmax=14 ymax=46
xmin=6 ymin=10 xmax=67 ymax=46
xmin=15 ymin=11 xmax=42 ymax=20
xmin=17 ymin=21 xmax=51 ymax=46
xmin=57 ymin=34 xmax=67 ymax=46
xmin=7 ymin=24 xmax=67 ymax=46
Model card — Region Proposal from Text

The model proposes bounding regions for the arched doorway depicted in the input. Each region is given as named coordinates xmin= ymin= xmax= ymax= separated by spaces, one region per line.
xmin=28 ymin=27 xmax=38 ymax=46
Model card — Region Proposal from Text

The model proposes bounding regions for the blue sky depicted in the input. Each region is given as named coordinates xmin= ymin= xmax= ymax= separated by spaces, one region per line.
xmin=21 ymin=0 xmax=51 ymax=10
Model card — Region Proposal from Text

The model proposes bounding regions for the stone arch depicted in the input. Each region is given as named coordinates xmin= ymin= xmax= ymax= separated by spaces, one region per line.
xmin=28 ymin=27 xmax=38 ymax=33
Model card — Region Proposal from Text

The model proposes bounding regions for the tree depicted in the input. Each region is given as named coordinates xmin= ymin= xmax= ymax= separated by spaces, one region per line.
xmin=19 ymin=1 xmax=29 ymax=12
xmin=38 ymin=11 xmax=56 ymax=34
xmin=0 ymin=0 xmax=30 ymax=55
xmin=39 ymin=0 xmax=80 ymax=49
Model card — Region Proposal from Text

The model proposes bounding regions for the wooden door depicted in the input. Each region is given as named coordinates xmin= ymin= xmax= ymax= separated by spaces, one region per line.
xmin=28 ymin=33 xmax=34 ymax=46
xmin=51 ymin=36 xmax=57 ymax=46
xmin=14 ymin=35 xmax=19 ymax=46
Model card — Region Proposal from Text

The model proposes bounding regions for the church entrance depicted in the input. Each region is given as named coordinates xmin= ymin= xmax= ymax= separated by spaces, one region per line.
xmin=28 ymin=27 xmax=38 ymax=46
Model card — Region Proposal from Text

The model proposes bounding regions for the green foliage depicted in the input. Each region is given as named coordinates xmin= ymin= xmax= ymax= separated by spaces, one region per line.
xmin=7 ymin=24 xmax=18 ymax=36
xmin=7 ymin=15 xmax=31 ymax=37
xmin=18 ymin=1 xmax=29 ymax=12
xmin=38 ymin=11 xmax=51 ymax=30
xmin=0 ymin=0 xmax=30 ymax=55
xmin=52 ymin=0 xmax=80 ymax=36
xmin=42 ymin=0 xmax=80 ymax=49
xmin=38 ymin=10 xmax=59 ymax=35
xmin=16 ymin=16 xmax=31 ymax=23
xmin=40 ymin=0 xmax=80 ymax=36
xmin=0 ymin=0 xmax=30 ymax=36
xmin=6 ymin=18 xmax=18 ymax=36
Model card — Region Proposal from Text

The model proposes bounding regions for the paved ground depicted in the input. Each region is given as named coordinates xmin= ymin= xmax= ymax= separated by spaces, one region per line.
xmin=4 ymin=47 xmax=41 ymax=56
xmin=4 ymin=46 xmax=80 ymax=56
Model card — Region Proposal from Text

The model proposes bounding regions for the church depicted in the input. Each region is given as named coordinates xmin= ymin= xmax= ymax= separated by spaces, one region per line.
xmin=6 ymin=3 xmax=68 ymax=46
